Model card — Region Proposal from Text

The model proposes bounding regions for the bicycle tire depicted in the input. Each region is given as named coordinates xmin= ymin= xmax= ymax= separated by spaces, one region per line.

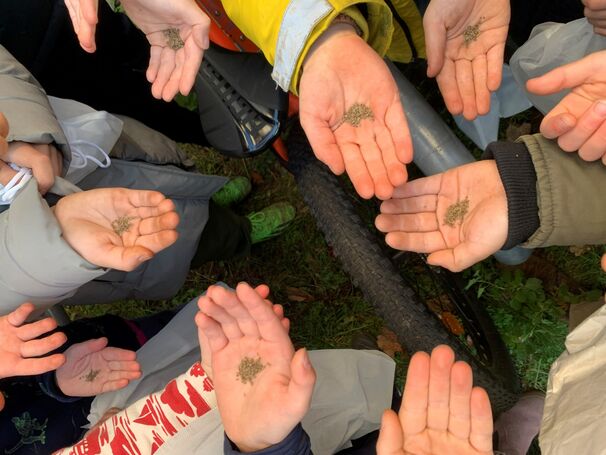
xmin=285 ymin=122 xmax=521 ymax=413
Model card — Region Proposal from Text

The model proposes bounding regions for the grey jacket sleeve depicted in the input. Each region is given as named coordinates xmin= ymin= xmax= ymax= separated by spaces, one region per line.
xmin=518 ymin=134 xmax=606 ymax=248
xmin=0 ymin=180 xmax=104 ymax=313
xmin=0 ymin=45 xmax=69 ymax=151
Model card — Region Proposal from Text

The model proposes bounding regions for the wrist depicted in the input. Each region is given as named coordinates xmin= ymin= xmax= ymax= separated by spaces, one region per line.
xmin=303 ymin=21 xmax=362 ymax=69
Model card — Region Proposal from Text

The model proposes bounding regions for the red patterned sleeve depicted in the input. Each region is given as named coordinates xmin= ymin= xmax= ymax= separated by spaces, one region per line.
xmin=54 ymin=362 xmax=216 ymax=455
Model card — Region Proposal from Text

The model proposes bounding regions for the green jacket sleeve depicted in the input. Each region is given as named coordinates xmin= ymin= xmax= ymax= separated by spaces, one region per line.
xmin=519 ymin=134 xmax=606 ymax=248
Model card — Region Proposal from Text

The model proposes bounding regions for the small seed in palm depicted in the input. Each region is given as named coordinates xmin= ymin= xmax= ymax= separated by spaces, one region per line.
xmin=164 ymin=28 xmax=184 ymax=50
xmin=342 ymin=103 xmax=374 ymax=128
xmin=236 ymin=356 xmax=266 ymax=385
xmin=111 ymin=216 xmax=136 ymax=236
xmin=463 ymin=17 xmax=485 ymax=46
xmin=80 ymin=369 xmax=101 ymax=382
xmin=444 ymin=197 xmax=470 ymax=227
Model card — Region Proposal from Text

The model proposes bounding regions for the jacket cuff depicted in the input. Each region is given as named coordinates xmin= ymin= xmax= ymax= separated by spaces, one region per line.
xmin=483 ymin=141 xmax=540 ymax=249
xmin=38 ymin=372 xmax=81 ymax=403
xmin=224 ymin=424 xmax=311 ymax=455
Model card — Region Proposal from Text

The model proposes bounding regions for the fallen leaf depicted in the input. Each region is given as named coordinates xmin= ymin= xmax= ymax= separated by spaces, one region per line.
xmin=286 ymin=286 xmax=314 ymax=302
xmin=441 ymin=312 xmax=465 ymax=336
xmin=250 ymin=170 xmax=265 ymax=185
xmin=377 ymin=327 xmax=404 ymax=358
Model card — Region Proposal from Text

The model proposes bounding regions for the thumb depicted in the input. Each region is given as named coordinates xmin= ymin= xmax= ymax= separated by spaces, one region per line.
xmin=423 ymin=15 xmax=447 ymax=78
xmin=287 ymin=348 xmax=316 ymax=419
xmin=376 ymin=409 xmax=404 ymax=455
xmin=300 ymin=116 xmax=346 ymax=175
xmin=102 ymin=245 xmax=154 ymax=272
xmin=540 ymin=112 xmax=577 ymax=139
xmin=66 ymin=338 xmax=108 ymax=361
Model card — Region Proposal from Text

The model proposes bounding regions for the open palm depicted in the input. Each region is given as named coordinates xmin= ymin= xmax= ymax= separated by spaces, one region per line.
xmin=376 ymin=161 xmax=507 ymax=272
xmin=527 ymin=50 xmax=606 ymax=164
xmin=377 ymin=346 xmax=493 ymax=455
xmin=300 ymin=28 xmax=412 ymax=200
xmin=56 ymin=338 xmax=141 ymax=397
xmin=424 ymin=0 xmax=510 ymax=120
xmin=196 ymin=283 xmax=315 ymax=453
xmin=54 ymin=188 xmax=179 ymax=272
xmin=65 ymin=0 xmax=210 ymax=100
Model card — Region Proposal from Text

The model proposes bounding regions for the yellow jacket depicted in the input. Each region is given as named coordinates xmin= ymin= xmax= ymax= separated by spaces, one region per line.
xmin=221 ymin=0 xmax=425 ymax=94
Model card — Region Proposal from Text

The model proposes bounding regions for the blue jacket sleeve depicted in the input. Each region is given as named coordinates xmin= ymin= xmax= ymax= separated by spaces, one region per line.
xmin=224 ymin=424 xmax=312 ymax=455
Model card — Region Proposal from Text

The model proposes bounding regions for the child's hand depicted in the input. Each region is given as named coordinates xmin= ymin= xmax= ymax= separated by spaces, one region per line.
xmin=54 ymin=188 xmax=180 ymax=271
xmin=56 ymin=338 xmax=141 ymax=397
xmin=0 ymin=303 xmax=67 ymax=380
xmin=195 ymin=283 xmax=315 ymax=452
xmin=2 ymin=142 xmax=63 ymax=194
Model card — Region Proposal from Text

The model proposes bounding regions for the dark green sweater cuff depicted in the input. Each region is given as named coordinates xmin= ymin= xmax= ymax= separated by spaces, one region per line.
xmin=482 ymin=141 xmax=540 ymax=249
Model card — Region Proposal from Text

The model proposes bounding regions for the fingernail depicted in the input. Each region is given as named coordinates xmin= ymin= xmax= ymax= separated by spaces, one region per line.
xmin=594 ymin=101 xmax=606 ymax=116
xmin=558 ymin=116 xmax=573 ymax=129
xmin=301 ymin=348 xmax=312 ymax=370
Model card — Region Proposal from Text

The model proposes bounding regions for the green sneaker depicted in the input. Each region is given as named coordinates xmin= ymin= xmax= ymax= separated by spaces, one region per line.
xmin=247 ymin=202 xmax=296 ymax=244
xmin=212 ymin=176 xmax=252 ymax=207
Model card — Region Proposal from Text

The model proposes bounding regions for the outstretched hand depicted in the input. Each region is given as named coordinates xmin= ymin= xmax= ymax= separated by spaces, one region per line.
xmin=54 ymin=188 xmax=179 ymax=271
xmin=376 ymin=160 xmax=507 ymax=272
xmin=424 ymin=0 xmax=510 ymax=120
xmin=195 ymin=283 xmax=315 ymax=452
xmin=65 ymin=0 xmax=210 ymax=100
xmin=300 ymin=25 xmax=412 ymax=200
xmin=56 ymin=338 xmax=141 ymax=397
xmin=527 ymin=50 xmax=606 ymax=164
xmin=0 ymin=303 xmax=67 ymax=381
xmin=377 ymin=345 xmax=493 ymax=455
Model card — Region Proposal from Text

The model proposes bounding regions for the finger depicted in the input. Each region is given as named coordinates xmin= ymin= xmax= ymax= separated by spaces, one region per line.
xmin=16 ymin=317 xmax=58 ymax=341
xmin=126 ymin=189 xmax=168 ymax=208
xmin=376 ymin=410 xmax=404 ymax=455
xmin=236 ymin=282 xmax=291 ymax=344
xmin=151 ymin=48 xmax=176 ymax=100
xmin=375 ymin=213 xmax=439 ymax=233
xmin=400 ymin=351 xmax=430 ymax=437
xmin=540 ymin=111 xmax=577 ymax=139
xmin=99 ymin=244 xmax=153 ymax=272
xmin=300 ymin=116 xmax=346 ymax=175
xmin=436 ymin=59 xmax=463 ymax=115
xmin=427 ymin=345 xmax=455 ymax=431
xmin=472 ymin=56 xmax=490 ymax=116
xmin=108 ymin=360 xmax=141 ymax=372
xmin=147 ymin=46 xmax=163 ymax=83
xmin=287 ymin=348 xmax=316 ymax=418
xmin=101 ymin=379 xmax=131 ymax=394
xmin=455 ymin=59 xmax=477 ymax=120
xmin=273 ymin=304 xmax=284 ymax=320
xmin=375 ymin=123 xmax=408 ymax=188
xmin=101 ymin=347 xmax=137 ymax=362
xmin=180 ymin=30 xmax=206 ymax=96
xmin=340 ymin=141 xmax=374 ymax=199
xmin=386 ymin=231 xmax=447 ymax=253
xmin=254 ymin=284 xmax=271 ymax=300
xmin=133 ymin=230 xmax=179 ymax=255
xmin=486 ymin=44 xmax=505 ymax=92
xmin=162 ymin=49 xmax=185 ymax=102
xmin=448 ymin=361 xmax=473 ymax=440
xmin=138 ymin=211 xmax=180 ymax=235
xmin=578 ymin=119 xmax=606 ymax=161
xmin=107 ymin=370 xmax=142 ymax=382
xmin=526 ymin=55 xmax=598 ymax=95
xmin=0 ymin=391 xmax=4 ymax=411
xmin=77 ymin=0 xmax=99 ymax=53
xmin=423 ymin=15 xmax=447 ymax=78
xmin=13 ymin=354 xmax=66 ymax=376
xmin=133 ymin=198 xmax=177 ymax=219
xmin=65 ymin=338 xmax=108 ymax=361
xmin=207 ymin=285 xmax=261 ymax=338
xmin=601 ymin=253 xmax=606 ymax=272
xmin=357 ymin=126 xmax=393 ymax=200
xmin=384 ymin=97 xmax=413 ymax=165
xmin=195 ymin=309 xmax=229 ymax=353
xmin=557 ymin=100 xmax=606 ymax=153
xmin=7 ymin=302 xmax=36 ymax=326
xmin=0 ymin=112 xmax=9 ymax=137
xmin=392 ymin=174 xmax=442 ymax=199
xmin=427 ymin=244 xmax=486 ymax=272
xmin=198 ymin=293 xmax=244 ymax=340
xmin=380 ymin=195 xmax=438 ymax=215
xmin=20 ymin=332 xmax=67 ymax=358
xmin=469 ymin=387 xmax=494 ymax=452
